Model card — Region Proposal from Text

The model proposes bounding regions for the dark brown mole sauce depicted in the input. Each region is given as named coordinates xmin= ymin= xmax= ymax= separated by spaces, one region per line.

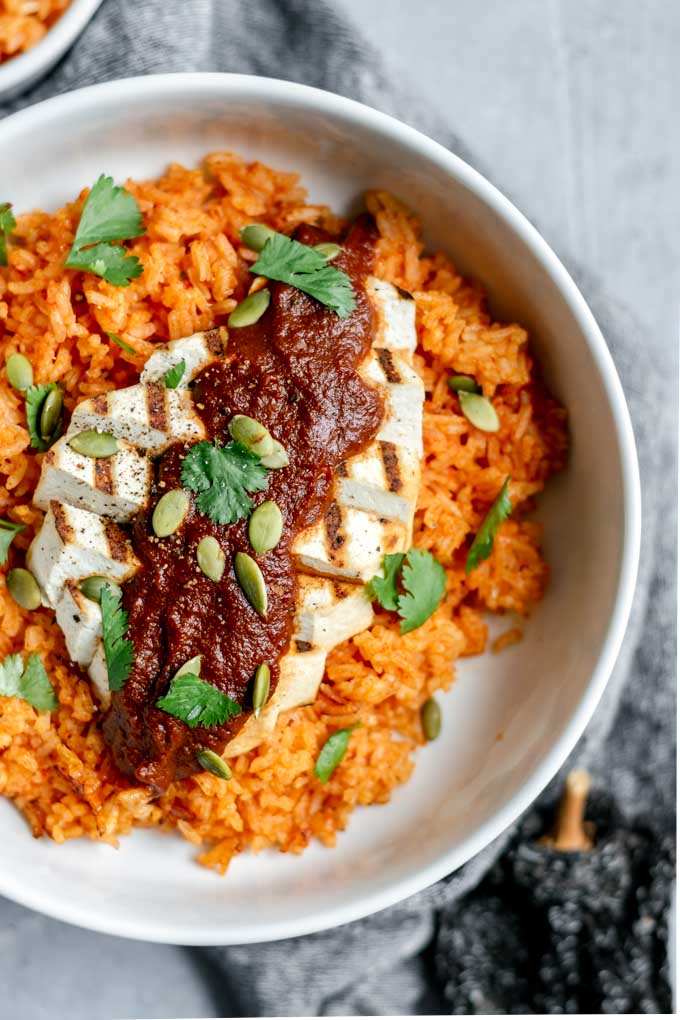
xmin=103 ymin=216 xmax=383 ymax=791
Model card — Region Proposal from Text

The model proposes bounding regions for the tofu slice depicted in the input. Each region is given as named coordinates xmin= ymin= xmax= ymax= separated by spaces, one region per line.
xmin=68 ymin=383 xmax=204 ymax=454
xmin=55 ymin=581 xmax=102 ymax=668
xmin=27 ymin=501 xmax=140 ymax=606
xmin=140 ymin=327 xmax=228 ymax=388
xmin=365 ymin=351 xmax=424 ymax=456
xmin=33 ymin=435 xmax=152 ymax=522
xmin=366 ymin=275 xmax=416 ymax=355
xmin=294 ymin=575 xmax=375 ymax=651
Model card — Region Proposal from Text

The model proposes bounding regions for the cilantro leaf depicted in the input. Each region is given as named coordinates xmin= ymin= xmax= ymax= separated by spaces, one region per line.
xmin=100 ymin=583 xmax=134 ymax=691
xmin=65 ymin=243 xmax=142 ymax=287
xmin=181 ymin=439 xmax=269 ymax=525
xmin=106 ymin=331 xmax=136 ymax=355
xmin=0 ymin=519 xmax=25 ymax=566
xmin=156 ymin=673 xmax=242 ymax=729
xmin=25 ymin=382 xmax=62 ymax=451
xmin=0 ymin=652 xmax=58 ymax=711
xmin=251 ymin=232 xmax=356 ymax=318
xmin=397 ymin=548 xmax=447 ymax=634
xmin=163 ymin=359 xmax=186 ymax=389
xmin=69 ymin=174 xmax=144 ymax=249
xmin=65 ymin=175 xmax=144 ymax=286
xmin=465 ymin=477 xmax=512 ymax=574
xmin=314 ymin=723 xmax=360 ymax=784
xmin=366 ymin=552 xmax=405 ymax=612
xmin=0 ymin=202 xmax=16 ymax=267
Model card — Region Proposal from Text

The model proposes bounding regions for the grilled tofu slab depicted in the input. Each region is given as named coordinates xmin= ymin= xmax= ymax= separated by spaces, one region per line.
xmin=27 ymin=279 xmax=422 ymax=759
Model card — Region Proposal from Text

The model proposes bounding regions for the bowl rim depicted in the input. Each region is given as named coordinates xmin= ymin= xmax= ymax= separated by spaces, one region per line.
xmin=0 ymin=0 xmax=103 ymax=97
xmin=0 ymin=72 xmax=641 ymax=944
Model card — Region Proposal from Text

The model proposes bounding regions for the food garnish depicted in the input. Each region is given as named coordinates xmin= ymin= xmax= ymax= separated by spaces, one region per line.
xmin=0 ymin=519 xmax=25 ymax=566
xmin=78 ymin=576 xmax=113 ymax=603
xmin=234 ymin=551 xmax=268 ymax=618
xmin=7 ymin=567 xmax=41 ymax=610
xmin=259 ymin=438 xmax=289 ymax=469
xmin=367 ymin=548 xmax=446 ymax=634
xmin=68 ymin=430 xmax=119 ymax=458
xmin=228 ymin=288 xmax=271 ymax=328
xmin=248 ymin=500 xmax=283 ymax=554
xmin=106 ymin=331 xmax=136 ymax=355
xmin=227 ymin=414 xmax=273 ymax=458
xmin=196 ymin=536 xmax=226 ymax=582
xmin=0 ymin=203 xmax=16 ymax=267
xmin=313 ymin=242 xmax=341 ymax=261
xmin=247 ymin=228 xmax=356 ymax=319
xmin=465 ymin=476 xmax=512 ymax=574
xmin=157 ymin=672 xmax=242 ymax=728
xmin=64 ymin=174 xmax=144 ymax=286
xmin=100 ymin=583 xmax=134 ymax=691
xmin=180 ymin=439 xmax=269 ymax=525
xmin=458 ymin=390 xmax=500 ymax=433
xmin=0 ymin=652 xmax=58 ymax=711
xmin=151 ymin=489 xmax=190 ymax=538
xmin=420 ymin=697 xmax=442 ymax=741
xmin=252 ymin=662 xmax=270 ymax=718
xmin=314 ymin=723 xmax=360 ymax=783
xmin=163 ymin=359 xmax=186 ymax=388
xmin=447 ymin=374 xmax=480 ymax=394
xmin=239 ymin=223 xmax=275 ymax=252
xmin=25 ymin=383 xmax=63 ymax=451
xmin=195 ymin=747 xmax=232 ymax=781
xmin=6 ymin=353 xmax=33 ymax=391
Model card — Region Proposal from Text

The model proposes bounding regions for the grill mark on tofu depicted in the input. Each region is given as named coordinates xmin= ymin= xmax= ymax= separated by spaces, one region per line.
xmin=51 ymin=501 xmax=73 ymax=542
xmin=380 ymin=441 xmax=402 ymax=493
xmin=335 ymin=461 xmax=349 ymax=478
xmin=103 ymin=518 xmax=130 ymax=563
xmin=92 ymin=393 xmax=109 ymax=415
xmin=377 ymin=347 xmax=402 ymax=384
xmin=94 ymin=457 xmax=114 ymax=495
xmin=324 ymin=503 xmax=345 ymax=552
xmin=146 ymin=383 xmax=168 ymax=433
xmin=204 ymin=326 xmax=228 ymax=355
xmin=295 ymin=639 xmax=313 ymax=653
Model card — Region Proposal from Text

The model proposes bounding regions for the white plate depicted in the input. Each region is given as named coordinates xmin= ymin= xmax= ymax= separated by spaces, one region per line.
xmin=0 ymin=74 xmax=640 ymax=944
xmin=0 ymin=0 xmax=102 ymax=100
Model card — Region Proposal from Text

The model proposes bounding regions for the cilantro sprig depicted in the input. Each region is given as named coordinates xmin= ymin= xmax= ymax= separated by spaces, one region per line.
xmin=249 ymin=231 xmax=356 ymax=318
xmin=101 ymin=583 xmax=134 ymax=691
xmin=25 ymin=383 xmax=62 ymax=451
xmin=366 ymin=548 xmax=446 ymax=634
xmin=0 ymin=519 xmax=25 ymax=565
xmin=163 ymin=359 xmax=186 ymax=389
xmin=0 ymin=652 xmax=58 ymax=711
xmin=0 ymin=203 xmax=16 ymax=267
xmin=106 ymin=331 xmax=136 ymax=355
xmin=181 ymin=439 xmax=269 ymax=526
xmin=65 ymin=175 xmax=144 ymax=287
xmin=156 ymin=673 xmax=242 ymax=729
xmin=314 ymin=723 xmax=360 ymax=783
xmin=465 ymin=477 xmax=512 ymax=574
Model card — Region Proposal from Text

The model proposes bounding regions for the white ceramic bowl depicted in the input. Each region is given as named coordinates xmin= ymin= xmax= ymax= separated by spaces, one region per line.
xmin=0 ymin=0 xmax=102 ymax=100
xmin=0 ymin=74 xmax=640 ymax=945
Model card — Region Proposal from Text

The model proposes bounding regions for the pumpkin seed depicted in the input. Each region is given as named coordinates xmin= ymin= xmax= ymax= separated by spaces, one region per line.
xmin=248 ymin=500 xmax=283 ymax=554
xmin=228 ymin=288 xmax=270 ymax=328
xmin=78 ymin=575 xmax=114 ymax=603
xmin=252 ymin=662 xmax=271 ymax=718
xmin=458 ymin=390 xmax=500 ymax=433
xmin=420 ymin=697 xmax=441 ymax=741
xmin=39 ymin=387 xmax=63 ymax=442
xmin=6 ymin=353 xmax=33 ymax=392
xmin=7 ymin=567 xmax=41 ymax=610
xmin=234 ymin=551 xmax=267 ymax=618
xmin=239 ymin=223 xmax=276 ymax=252
xmin=228 ymin=414 xmax=274 ymax=458
xmin=259 ymin=438 xmax=289 ymax=469
xmin=195 ymin=747 xmax=232 ymax=781
xmin=68 ymin=430 xmax=119 ymax=458
xmin=152 ymin=489 xmax=190 ymax=538
xmin=313 ymin=242 xmax=341 ymax=261
xmin=196 ymin=536 xmax=226 ymax=583
xmin=174 ymin=655 xmax=202 ymax=680
xmin=448 ymin=374 xmax=480 ymax=394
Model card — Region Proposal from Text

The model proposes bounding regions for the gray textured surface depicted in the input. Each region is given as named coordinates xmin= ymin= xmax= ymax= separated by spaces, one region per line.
xmin=0 ymin=1 xmax=676 ymax=1018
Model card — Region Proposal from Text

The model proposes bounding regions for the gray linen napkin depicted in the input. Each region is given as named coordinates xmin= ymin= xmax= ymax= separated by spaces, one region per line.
xmin=1 ymin=1 xmax=675 ymax=1016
